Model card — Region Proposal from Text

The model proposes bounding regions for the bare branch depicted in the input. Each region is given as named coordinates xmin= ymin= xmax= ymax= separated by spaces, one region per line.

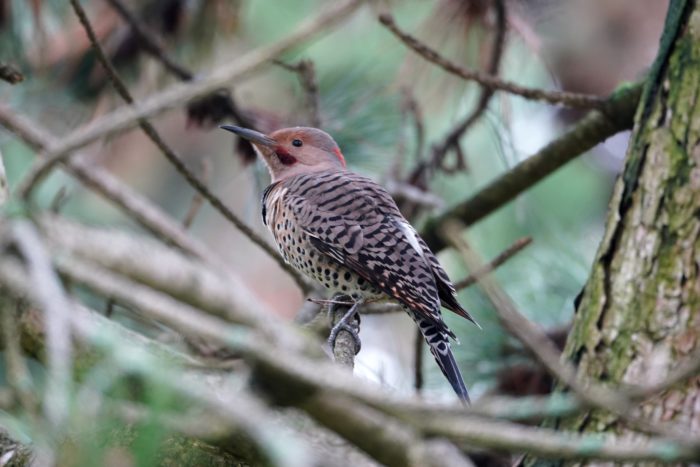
xmin=425 ymin=0 xmax=507 ymax=177
xmin=5 ymin=217 xmax=700 ymax=464
xmin=0 ymin=105 xmax=215 ymax=263
xmin=38 ymin=214 xmax=313 ymax=354
xmin=454 ymin=236 xmax=532 ymax=290
xmin=421 ymin=82 xmax=643 ymax=251
xmin=182 ymin=159 xmax=210 ymax=229
xmin=422 ymin=415 xmax=700 ymax=463
xmin=385 ymin=179 xmax=444 ymax=210
xmin=26 ymin=0 xmax=366 ymax=163
xmin=275 ymin=59 xmax=322 ymax=127
xmin=300 ymin=392 xmax=475 ymax=467
xmin=379 ymin=14 xmax=604 ymax=109
xmin=103 ymin=0 xmax=193 ymax=81
xmin=23 ymin=0 xmax=311 ymax=293
xmin=442 ymin=221 xmax=698 ymax=443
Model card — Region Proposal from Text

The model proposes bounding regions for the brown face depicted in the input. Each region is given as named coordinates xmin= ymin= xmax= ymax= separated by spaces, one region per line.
xmin=268 ymin=127 xmax=346 ymax=168
xmin=220 ymin=125 xmax=346 ymax=180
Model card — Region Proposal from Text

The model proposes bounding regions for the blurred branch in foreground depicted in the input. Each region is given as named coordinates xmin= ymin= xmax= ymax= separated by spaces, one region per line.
xmin=1 ymin=216 xmax=699 ymax=464
xmin=442 ymin=220 xmax=699 ymax=444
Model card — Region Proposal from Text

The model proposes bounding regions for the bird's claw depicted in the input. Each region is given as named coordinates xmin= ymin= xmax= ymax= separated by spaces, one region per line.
xmin=327 ymin=322 xmax=361 ymax=354
xmin=327 ymin=297 xmax=362 ymax=355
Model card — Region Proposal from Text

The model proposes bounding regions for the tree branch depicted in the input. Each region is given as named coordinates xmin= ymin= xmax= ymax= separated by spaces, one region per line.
xmin=275 ymin=59 xmax=322 ymax=127
xmin=442 ymin=221 xmax=699 ymax=444
xmin=421 ymin=82 xmax=643 ymax=251
xmin=21 ymin=0 xmax=311 ymax=294
xmin=0 ymin=105 xmax=216 ymax=263
xmin=454 ymin=236 xmax=532 ymax=290
xmin=4 ymin=217 xmax=700 ymax=465
xmin=379 ymin=14 xmax=604 ymax=109
xmin=103 ymin=0 xmax=193 ymax=81
xmin=327 ymin=295 xmax=361 ymax=368
xmin=424 ymin=0 xmax=507 ymax=177
xmin=24 ymin=0 xmax=366 ymax=164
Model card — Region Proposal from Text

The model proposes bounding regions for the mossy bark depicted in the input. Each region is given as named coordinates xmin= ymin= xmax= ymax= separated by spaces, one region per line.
xmin=535 ymin=1 xmax=700 ymax=465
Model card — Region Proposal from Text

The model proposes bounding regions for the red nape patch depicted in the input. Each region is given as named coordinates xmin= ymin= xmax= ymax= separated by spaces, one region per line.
xmin=333 ymin=147 xmax=346 ymax=168
xmin=275 ymin=148 xmax=297 ymax=166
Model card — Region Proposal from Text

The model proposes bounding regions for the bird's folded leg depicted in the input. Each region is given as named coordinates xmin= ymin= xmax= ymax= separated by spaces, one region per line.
xmin=327 ymin=294 xmax=363 ymax=358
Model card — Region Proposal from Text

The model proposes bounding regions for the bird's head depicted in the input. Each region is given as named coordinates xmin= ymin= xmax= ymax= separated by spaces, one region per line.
xmin=220 ymin=125 xmax=346 ymax=181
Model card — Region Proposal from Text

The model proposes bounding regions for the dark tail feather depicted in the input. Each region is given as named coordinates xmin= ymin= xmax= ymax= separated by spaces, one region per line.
xmin=428 ymin=340 xmax=470 ymax=404
xmin=413 ymin=313 xmax=470 ymax=403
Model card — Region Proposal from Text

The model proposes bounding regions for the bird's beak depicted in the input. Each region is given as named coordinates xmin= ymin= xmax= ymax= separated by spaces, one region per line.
xmin=219 ymin=125 xmax=276 ymax=147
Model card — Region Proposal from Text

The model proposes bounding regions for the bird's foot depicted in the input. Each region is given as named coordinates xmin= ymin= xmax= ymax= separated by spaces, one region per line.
xmin=327 ymin=298 xmax=363 ymax=355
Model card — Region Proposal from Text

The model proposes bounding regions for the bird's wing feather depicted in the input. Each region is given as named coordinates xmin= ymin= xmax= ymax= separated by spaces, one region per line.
xmin=285 ymin=171 xmax=450 ymax=331
xmin=416 ymin=236 xmax=478 ymax=325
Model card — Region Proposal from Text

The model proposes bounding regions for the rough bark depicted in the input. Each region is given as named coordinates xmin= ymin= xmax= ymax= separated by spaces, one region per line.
xmin=535 ymin=1 xmax=700 ymax=465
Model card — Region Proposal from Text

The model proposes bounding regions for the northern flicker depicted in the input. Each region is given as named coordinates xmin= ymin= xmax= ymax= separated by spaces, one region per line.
xmin=221 ymin=125 xmax=478 ymax=402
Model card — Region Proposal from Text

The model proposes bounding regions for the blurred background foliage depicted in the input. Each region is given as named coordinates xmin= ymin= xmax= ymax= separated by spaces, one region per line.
xmin=0 ymin=0 xmax=668 ymax=462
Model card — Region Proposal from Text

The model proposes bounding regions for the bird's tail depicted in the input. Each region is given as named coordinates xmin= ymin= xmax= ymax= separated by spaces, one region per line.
xmin=414 ymin=315 xmax=470 ymax=403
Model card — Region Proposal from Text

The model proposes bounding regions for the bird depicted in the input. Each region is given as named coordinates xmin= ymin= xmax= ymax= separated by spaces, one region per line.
xmin=220 ymin=124 xmax=479 ymax=402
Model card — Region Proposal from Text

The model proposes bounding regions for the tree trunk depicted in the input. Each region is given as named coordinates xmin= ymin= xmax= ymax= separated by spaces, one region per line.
xmin=537 ymin=1 xmax=700 ymax=464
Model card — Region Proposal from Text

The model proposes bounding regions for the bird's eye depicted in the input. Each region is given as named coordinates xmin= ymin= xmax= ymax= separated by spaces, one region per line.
xmin=292 ymin=139 xmax=303 ymax=147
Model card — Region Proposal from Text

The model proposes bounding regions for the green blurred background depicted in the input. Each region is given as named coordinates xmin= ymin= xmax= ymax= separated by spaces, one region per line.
xmin=0 ymin=0 xmax=667 ymax=422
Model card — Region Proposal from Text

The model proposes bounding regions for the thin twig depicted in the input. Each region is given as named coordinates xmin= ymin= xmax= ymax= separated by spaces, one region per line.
xmin=275 ymin=59 xmax=322 ymax=127
xmin=426 ymin=0 xmax=507 ymax=177
xmin=389 ymin=88 xmax=425 ymax=180
xmin=6 ymin=220 xmax=700 ymax=464
xmin=442 ymin=221 xmax=699 ymax=444
xmin=454 ymin=236 xmax=532 ymax=290
xmin=37 ymin=0 xmax=310 ymax=293
xmin=182 ymin=159 xmax=211 ymax=229
xmin=384 ymin=179 xmax=444 ymax=209
xmin=420 ymin=81 xmax=643 ymax=251
xmin=19 ymin=0 xmax=366 ymax=168
xmin=67 ymin=300 xmax=308 ymax=467
xmin=38 ymin=214 xmax=315 ymax=354
xmin=0 ymin=104 xmax=216 ymax=263
xmin=379 ymin=14 xmax=604 ymax=109
xmin=103 ymin=0 xmax=193 ymax=80
xmin=420 ymin=415 xmax=700 ymax=463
